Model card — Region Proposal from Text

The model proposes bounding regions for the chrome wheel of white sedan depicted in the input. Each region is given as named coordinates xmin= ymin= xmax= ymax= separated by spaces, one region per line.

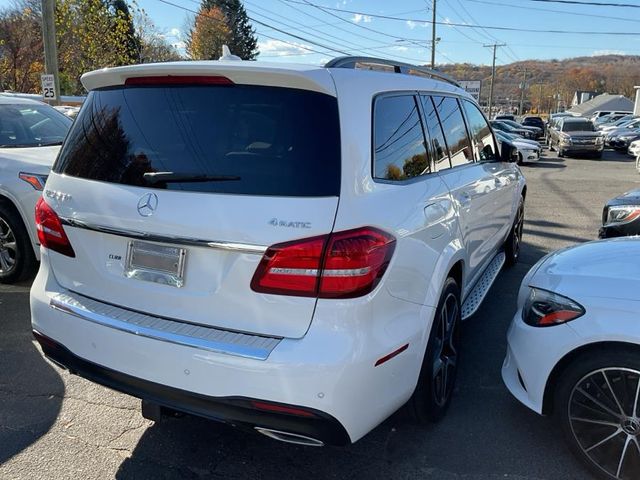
xmin=0 ymin=217 xmax=17 ymax=275
xmin=568 ymin=368 xmax=640 ymax=479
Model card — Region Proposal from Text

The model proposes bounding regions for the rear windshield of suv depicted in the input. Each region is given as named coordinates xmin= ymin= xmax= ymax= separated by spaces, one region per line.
xmin=54 ymin=84 xmax=340 ymax=197
xmin=562 ymin=121 xmax=595 ymax=132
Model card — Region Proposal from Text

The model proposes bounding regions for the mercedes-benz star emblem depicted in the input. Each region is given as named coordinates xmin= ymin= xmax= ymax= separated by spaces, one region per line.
xmin=137 ymin=193 xmax=158 ymax=217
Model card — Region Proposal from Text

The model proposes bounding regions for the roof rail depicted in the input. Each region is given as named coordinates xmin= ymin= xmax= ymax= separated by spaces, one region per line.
xmin=324 ymin=56 xmax=460 ymax=88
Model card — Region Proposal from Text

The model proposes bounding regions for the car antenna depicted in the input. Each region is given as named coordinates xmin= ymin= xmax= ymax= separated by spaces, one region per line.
xmin=219 ymin=45 xmax=242 ymax=61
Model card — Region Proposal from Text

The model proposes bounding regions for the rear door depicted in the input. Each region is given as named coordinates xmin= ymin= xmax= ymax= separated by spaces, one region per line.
xmin=422 ymin=95 xmax=502 ymax=289
xmin=461 ymin=99 xmax=515 ymax=241
xmin=45 ymin=80 xmax=341 ymax=339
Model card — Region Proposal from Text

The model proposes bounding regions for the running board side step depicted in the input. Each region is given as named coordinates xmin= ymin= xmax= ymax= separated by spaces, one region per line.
xmin=461 ymin=251 xmax=506 ymax=320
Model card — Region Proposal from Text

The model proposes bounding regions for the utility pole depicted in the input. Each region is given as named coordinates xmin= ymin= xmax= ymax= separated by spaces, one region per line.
xmin=41 ymin=0 xmax=60 ymax=105
xmin=484 ymin=43 xmax=505 ymax=119
xmin=518 ymin=68 xmax=527 ymax=116
xmin=430 ymin=0 xmax=437 ymax=68
xmin=538 ymin=83 xmax=544 ymax=114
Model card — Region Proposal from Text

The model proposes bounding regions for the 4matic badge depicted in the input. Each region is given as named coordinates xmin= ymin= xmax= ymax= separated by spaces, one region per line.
xmin=269 ymin=218 xmax=312 ymax=229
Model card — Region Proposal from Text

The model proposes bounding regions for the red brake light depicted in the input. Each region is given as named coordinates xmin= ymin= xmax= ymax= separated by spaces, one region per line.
xmin=320 ymin=227 xmax=396 ymax=298
xmin=35 ymin=197 xmax=75 ymax=257
xmin=250 ymin=234 xmax=326 ymax=297
xmin=251 ymin=227 xmax=395 ymax=299
xmin=124 ymin=75 xmax=234 ymax=86
xmin=250 ymin=400 xmax=317 ymax=418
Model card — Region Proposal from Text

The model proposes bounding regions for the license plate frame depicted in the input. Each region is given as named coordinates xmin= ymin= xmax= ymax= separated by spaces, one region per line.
xmin=124 ymin=240 xmax=187 ymax=288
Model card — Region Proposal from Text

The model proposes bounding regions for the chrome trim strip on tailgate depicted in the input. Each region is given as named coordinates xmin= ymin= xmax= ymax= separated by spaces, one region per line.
xmin=59 ymin=217 xmax=267 ymax=255
xmin=49 ymin=292 xmax=282 ymax=360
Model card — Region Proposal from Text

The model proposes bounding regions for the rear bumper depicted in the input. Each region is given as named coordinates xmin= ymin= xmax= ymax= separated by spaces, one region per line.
xmin=31 ymin=251 xmax=431 ymax=444
xmin=33 ymin=330 xmax=350 ymax=445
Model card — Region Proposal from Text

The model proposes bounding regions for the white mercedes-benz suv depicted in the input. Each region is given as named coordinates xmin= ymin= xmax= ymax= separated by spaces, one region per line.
xmin=31 ymin=57 xmax=526 ymax=446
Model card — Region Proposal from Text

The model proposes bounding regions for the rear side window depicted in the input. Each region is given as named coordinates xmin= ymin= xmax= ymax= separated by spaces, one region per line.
xmin=432 ymin=96 xmax=473 ymax=167
xmin=54 ymin=84 xmax=340 ymax=197
xmin=373 ymin=95 xmax=431 ymax=181
xmin=461 ymin=100 xmax=497 ymax=161
xmin=420 ymin=95 xmax=451 ymax=170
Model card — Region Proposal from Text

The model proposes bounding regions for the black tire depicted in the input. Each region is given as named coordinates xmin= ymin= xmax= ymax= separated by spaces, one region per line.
xmin=517 ymin=152 xmax=525 ymax=166
xmin=554 ymin=348 xmax=640 ymax=480
xmin=504 ymin=196 xmax=524 ymax=267
xmin=594 ymin=151 xmax=603 ymax=159
xmin=408 ymin=277 xmax=461 ymax=423
xmin=0 ymin=202 xmax=37 ymax=284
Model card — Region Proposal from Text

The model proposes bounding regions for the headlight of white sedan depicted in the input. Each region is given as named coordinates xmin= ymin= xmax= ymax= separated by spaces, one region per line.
xmin=605 ymin=205 xmax=640 ymax=226
xmin=522 ymin=288 xmax=585 ymax=327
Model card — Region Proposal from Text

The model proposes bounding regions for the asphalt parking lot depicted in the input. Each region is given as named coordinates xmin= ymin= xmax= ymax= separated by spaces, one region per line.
xmin=1 ymin=147 xmax=639 ymax=480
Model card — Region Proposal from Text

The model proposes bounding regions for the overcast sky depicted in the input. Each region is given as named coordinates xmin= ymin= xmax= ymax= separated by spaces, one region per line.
xmin=3 ymin=0 xmax=640 ymax=65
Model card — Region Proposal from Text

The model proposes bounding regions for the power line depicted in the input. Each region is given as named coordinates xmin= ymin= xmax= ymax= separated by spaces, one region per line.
xmin=524 ymin=0 xmax=640 ymax=7
xmin=284 ymin=0 xmax=640 ymax=35
xmin=463 ymin=0 xmax=640 ymax=23
xmin=295 ymin=0 xmax=428 ymax=50
xmin=156 ymin=0 xmax=336 ymax=56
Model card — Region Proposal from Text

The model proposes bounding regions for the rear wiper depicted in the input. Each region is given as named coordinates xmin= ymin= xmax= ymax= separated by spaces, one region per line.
xmin=143 ymin=172 xmax=241 ymax=184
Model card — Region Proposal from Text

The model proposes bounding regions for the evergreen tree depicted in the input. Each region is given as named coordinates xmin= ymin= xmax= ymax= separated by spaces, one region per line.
xmin=198 ymin=0 xmax=258 ymax=60
xmin=106 ymin=0 xmax=141 ymax=62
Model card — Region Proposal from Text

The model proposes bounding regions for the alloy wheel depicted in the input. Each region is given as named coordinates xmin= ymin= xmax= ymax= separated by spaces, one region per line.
xmin=431 ymin=292 xmax=459 ymax=407
xmin=0 ymin=217 xmax=17 ymax=274
xmin=512 ymin=203 xmax=524 ymax=260
xmin=568 ymin=367 xmax=640 ymax=479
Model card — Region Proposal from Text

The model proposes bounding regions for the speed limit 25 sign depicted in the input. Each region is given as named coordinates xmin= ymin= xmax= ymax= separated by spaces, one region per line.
xmin=41 ymin=74 xmax=56 ymax=100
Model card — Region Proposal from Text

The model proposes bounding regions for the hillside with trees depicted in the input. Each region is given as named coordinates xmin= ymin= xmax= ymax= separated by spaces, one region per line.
xmin=439 ymin=55 xmax=640 ymax=113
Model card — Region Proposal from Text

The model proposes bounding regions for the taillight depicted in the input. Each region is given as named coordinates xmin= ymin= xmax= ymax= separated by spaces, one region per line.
xmin=35 ymin=197 xmax=75 ymax=257
xmin=251 ymin=227 xmax=395 ymax=299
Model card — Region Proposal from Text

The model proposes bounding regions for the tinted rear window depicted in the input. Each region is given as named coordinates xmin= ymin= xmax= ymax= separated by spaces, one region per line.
xmin=54 ymin=84 xmax=340 ymax=196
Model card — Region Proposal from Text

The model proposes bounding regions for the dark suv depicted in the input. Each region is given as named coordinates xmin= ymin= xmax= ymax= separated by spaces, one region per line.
xmin=548 ymin=118 xmax=604 ymax=158
xmin=522 ymin=116 xmax=544 ymax=131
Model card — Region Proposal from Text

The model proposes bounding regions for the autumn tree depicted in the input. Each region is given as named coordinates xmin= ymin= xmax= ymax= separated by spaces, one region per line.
xmin=55 ymin=0 xmax=140 ymax=94
xmin=189 ymin=0 xmax=257 ymax=59
xmin=107 ymin=0 xmax=141 ymax=62
xmin=0 ymin=2 xmax=43 ymax=92
xmin=186 ymin=6 xmax=231 ymax=60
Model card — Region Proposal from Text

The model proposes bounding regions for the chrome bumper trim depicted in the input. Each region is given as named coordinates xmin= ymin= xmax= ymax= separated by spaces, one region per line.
xmin=49 ymin=292 xmax=281 ymax=360
xmin=59 ymin=217 xmax=267 ymax=255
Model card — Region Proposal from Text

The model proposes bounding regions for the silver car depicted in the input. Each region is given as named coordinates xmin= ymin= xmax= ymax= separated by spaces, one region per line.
xmin=0 ymin=96 xmax=71 ymax=282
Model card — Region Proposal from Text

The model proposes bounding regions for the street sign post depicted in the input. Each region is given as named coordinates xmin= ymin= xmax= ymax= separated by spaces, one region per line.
xmin=459 ymin=80 xmax=481 ymax=102
xmin=41 ymin=74 xmax=57 ymax=101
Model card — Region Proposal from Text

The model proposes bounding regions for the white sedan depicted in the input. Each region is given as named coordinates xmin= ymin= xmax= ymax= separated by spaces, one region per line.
xmin=0 ymin=95 xmax=71 ymax=282
xmin=503 ymin=238 xmax=640 ymax=480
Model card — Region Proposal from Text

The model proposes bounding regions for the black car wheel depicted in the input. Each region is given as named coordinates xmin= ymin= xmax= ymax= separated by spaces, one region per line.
xmin=555 ymin=349 xmax=640 ymax=480
xmin=505 ymin=196 xmax=524 ymax=266
xmin=0 ymin=203 xmax=37 ymax=284
xmin=408 ymin=277 xmax=461 ymax=423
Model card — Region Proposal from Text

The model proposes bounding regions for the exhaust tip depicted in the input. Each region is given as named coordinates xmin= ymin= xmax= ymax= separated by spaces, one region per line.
xmin=255 ymin=427 xmax=324 ymax=447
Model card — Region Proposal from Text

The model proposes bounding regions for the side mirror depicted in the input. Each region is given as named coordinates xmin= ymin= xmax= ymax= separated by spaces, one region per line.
xmin=500 ymin=142 xmax=519 ymax=163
